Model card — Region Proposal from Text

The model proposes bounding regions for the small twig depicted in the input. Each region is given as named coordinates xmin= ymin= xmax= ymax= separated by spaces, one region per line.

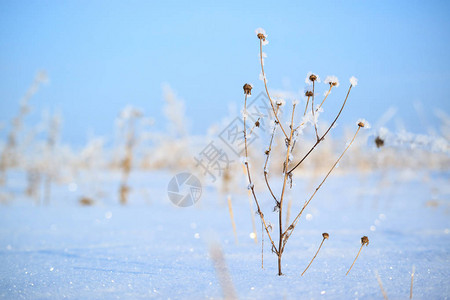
xmin=288 ymin=84 xmax=353 ymax=174
xmin=311 ymin=81 xmax=320 ymax=141
xmin=301 ymin=233 xmax=329 ymax=276
xmin=263 ymin=107 xmax=279 ymax=203
xmin=242 ymin=88 xmax=278 ymax=255
xmin=346 ymin=236 xmax=369 ymax=276
xmin=317 ymin=85 xmax=332 ymax=111
xmin=303 ymin=95 xmax=310 ymax=116
xmin=258 ymin=38 xmax=289 ymax=139
xmin=375 ymin=270 xmax=389 ymax=300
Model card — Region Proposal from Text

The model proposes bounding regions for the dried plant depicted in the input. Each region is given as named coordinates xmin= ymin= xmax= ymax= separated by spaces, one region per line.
xmin=346 ymin=236 xmax=369 ymax=275
xmin=301 ymin=233 xmax=329 ymax=276
xmin=116 ymin=106 xmax=143 ymax=205
xmin=242 ymin=28 xmax=367 ymax=275
xmin=227 ymin=195 xmax=238 ymax=245
xmin=0 ymin=71 xmax=48 ymax=185
xmin=375 ymin=270 xmax=389 ymax=300
xmin=209 ymin=243 xmax=237 ymax=300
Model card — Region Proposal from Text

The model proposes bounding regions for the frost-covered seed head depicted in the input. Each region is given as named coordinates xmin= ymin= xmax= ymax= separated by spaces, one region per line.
xmin=349 ymin=76 xmax=358 ymax=86
xmin=276 ymin=99 xmax=285 ymax=106
xmin=255 ymin=28 xmax=268 ymax=45
xmin=322 ymin=233 xmax=329 ymax=239
xmin=305 ymin=72 xmax=321 ymax=85
xmin=361 ymin=236 xmax=369 ymax=246
xmin=243 ymin=83 xmax=252 ymax=95
xmin=324 ymin=75 xmax=340 ymax=87
xmin=357 ymin=119 xmax=371 ymax=129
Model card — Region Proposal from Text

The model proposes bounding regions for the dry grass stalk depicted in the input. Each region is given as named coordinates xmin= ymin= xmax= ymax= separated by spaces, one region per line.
xmin=117 ymin=107 xmax=142 ymax=205
xmin=209 ymin=243 xmax=237 ymax=300
xmin=375 ymin=270 xmax=389 ymax=300
xmin=0 ymin=71 xmax=47 ymax=185
xmin=227 ymin=195 xmax=238 ymax=245
xmin=410 ymin=265 xmax=415 ymax=299
xmin=301 ymin=233 xmax=329 ymax=276
xmin=242 ymin=28 xmax=363 ymax=275
xmin=346 ymin=236 xmax=369 ymax=275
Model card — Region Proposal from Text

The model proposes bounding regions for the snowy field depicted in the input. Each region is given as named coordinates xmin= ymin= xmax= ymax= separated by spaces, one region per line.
xmin=0 ymin=169 xmax=449 ymax=299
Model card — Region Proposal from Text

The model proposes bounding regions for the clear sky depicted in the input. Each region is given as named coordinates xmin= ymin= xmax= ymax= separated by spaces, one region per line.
xmin=1 ymin=0 xmax=449 ymax=146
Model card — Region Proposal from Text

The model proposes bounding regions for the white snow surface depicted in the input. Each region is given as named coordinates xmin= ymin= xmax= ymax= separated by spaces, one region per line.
xmin=0 ymin=170 xmax=449 ymax=299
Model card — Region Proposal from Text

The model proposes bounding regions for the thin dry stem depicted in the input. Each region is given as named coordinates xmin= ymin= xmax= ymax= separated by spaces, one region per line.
xmin=303 ymin=96 xmax=310 ymax=116
xmin=410 ymin=265 xmax=415 ymax=299
xmin=209 ymin=243 xmax=238 ymax=300
xmin=276 ymin=103 xmax=296 ymax=275
xmin=346 ymin=244 xmax=364 ymax=276
xmin=284 ymin=127 xmax=361 ymax=248
xmin=263 ymin=107 xmax=279 ymax=203
xmin=288 ymin=84 xmax=353 ymax=174
xmin=311 ymin=81 xmax=320 ymax=141
xmin=227 ymin=196 xmax=238 ymax=245
xmin=259 ymin=39 xmax=288 ymax=139
xmin=301 ymin=237 xmax=327 ymax=276
xmin=375 ymin=270 xmax=389 ymax=300
xmin=243 ymin=93 xmax=278 ymax=255
xmin=317 ymin=85 xmax=333 ymax=110
xmin=241 ymin=164 xmax=258 ymax=244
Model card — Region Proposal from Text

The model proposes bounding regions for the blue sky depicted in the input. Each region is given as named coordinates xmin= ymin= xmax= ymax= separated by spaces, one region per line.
xmin=1 ymin=0 xmax=449 ymax=146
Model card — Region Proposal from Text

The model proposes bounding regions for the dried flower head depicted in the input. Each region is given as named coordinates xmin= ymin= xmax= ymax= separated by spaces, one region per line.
xmin=349 ymin=76 xmax=358 ymax=87
xmin=324 ymin=75 xmax=340 ymax=87
xmin=305 ymin=90 xmax=314 ymax=97
xmin=255 ymin=28 xmax=269 ymax=45
xmin=276 ymin=99 xmax=285 ymax=106
xmin=375 ymin=136 xmax=384 ymax=148
xmin=361 ymin=236 xmax=369 ymax=246
xmin=305 ymin=72 xmax=321 ymax=85
xmin=243 ymin=83 xmax=253 ymax=95
xmin=357 ymin=119 xmax=371 ymax=129
xmin=322 ymin=232 xmax=329 ymax=239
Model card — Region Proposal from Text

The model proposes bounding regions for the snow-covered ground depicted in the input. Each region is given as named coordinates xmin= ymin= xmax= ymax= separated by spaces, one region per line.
xmin=0 ymin=169 xmax=449 ymax=299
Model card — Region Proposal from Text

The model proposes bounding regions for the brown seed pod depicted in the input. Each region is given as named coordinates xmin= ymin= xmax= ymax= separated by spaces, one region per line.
xmin=243 ymin=83 xmax=252 ymax=95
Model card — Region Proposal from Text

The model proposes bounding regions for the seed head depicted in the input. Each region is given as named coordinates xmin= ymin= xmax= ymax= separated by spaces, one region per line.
xmin=324 ymin=75 xmax=340 ymax=87
xmin=322 ymin=232 xmax=329 ymax=240
xmin=357 ymin=119 xmax=371 ymax=129
xmin=375 ymin=136 xmax=384 ymax=148
xmin=255 ymin=28 xmax=268 ymax=45
xmin=349 ymin=76 xmax=358 ymax=87
xmin=243 ymin=83 xmax=252 ymax=95
xmin=305 ymin=90 xmax=314 ymax=97
xmin=309 ymin=74 xmax=318 ymax=82
xmin=361 ymin=236 xmax=369 ymax=246
xmin=255 ymin=120 xmax=260 ymax=127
